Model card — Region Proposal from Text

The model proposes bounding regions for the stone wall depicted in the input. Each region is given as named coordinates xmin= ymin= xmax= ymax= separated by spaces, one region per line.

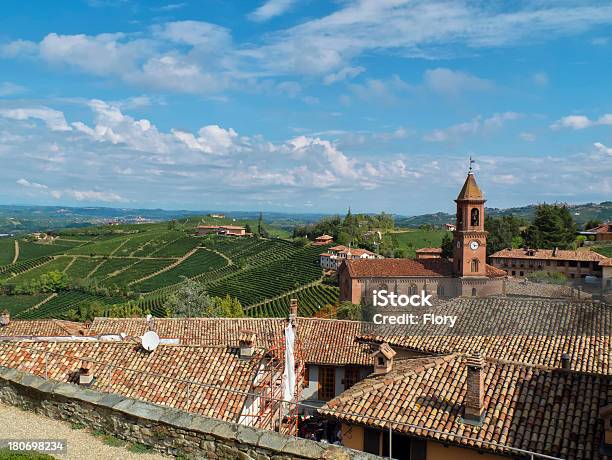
xmin=0 ymin=366 xmax=378 ymax=460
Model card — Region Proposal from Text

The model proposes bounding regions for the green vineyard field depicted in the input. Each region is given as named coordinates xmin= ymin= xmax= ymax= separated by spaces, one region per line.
xmin=247 ymin=284 xmax=340 ymax=317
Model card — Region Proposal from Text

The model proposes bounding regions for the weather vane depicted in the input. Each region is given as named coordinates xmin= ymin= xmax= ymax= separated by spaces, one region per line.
xmin=468 ymin=156 xmax=475 ymax=173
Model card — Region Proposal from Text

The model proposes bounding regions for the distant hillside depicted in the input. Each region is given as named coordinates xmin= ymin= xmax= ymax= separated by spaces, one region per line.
xmin=395 ymin=201 xmax=612 ymax=228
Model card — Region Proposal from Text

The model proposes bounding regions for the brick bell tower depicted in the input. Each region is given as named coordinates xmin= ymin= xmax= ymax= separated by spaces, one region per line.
xmin=453 ymin=163 xmax=488 ymax=277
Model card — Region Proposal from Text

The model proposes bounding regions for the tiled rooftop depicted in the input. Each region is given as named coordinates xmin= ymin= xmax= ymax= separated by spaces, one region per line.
xmin=490 ymin=248 xmax=607 ymax=262
xmin=320 ymin=354 xmax=611 ymax=459
xmin=358 ymin=297 xmax=612 ymax=375
xmin=0 ymin=320 xmax=88 ymax=337
xmin=88 ymin=317 xmax=376 ymax=366
xmin=0 ymin=342 xmax=261 ymax=423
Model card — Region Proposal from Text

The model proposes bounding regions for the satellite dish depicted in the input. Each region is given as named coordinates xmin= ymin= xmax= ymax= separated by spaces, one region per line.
xmin=141 ymin=330 xmax=160 ymax=352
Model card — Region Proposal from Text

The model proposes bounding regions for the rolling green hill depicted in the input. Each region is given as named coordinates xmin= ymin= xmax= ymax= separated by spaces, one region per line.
xmin=0 ymin=221 xmax=333 ymax=320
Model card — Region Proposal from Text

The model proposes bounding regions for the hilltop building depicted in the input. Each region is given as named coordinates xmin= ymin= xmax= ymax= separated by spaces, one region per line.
xmin=338 ymin=170 xmax=506 ymax=303
xmin=196 ymin=225 xmax=248 ymax=236
xmin=313 ymin=234 xmax=334 ymax=246
xmin=320 ymin=245 xmax=380 ymax=271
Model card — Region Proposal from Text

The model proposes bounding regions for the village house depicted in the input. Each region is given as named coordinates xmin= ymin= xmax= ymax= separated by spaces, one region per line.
xmin=580 ymin=221 xmax=612 ymax=241
xmin=489 ymin=247 xmax=606 ymax=279
xmin=313 ymin=234 xmax=334 ymax=246
xmin=195 ymin=224 xmax=248 ymax=236
xmin=444 ymin=223 xmax=456 ymax=231
xmin=338 ymin=171 xmax=507 ymax=303
xmin=319 ymin=245 xmax=380 ymax=271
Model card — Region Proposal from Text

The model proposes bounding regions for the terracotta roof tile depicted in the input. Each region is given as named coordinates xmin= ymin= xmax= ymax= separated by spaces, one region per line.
xmin=490 ymin=248 xmax=607 ymax=262
xmin=0 ymin=320 xmax=89 ymax=337
xmin=358 ymin=297 xmax=611 ymax=375
xmin=88 ymin=317 xmax=376 ymax=366
xmin=344 ymin=258 xmax=454 ymax=277
xmin=0 ymin=342 xmax=261 ymax=422
xmin=456 ymin=173 xmax=484 ymax=201
xmin=320 ymin=354 xmax=611 ymax=460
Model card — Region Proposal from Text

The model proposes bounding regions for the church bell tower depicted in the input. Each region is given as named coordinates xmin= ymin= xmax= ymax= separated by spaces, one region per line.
xmin=453 ymin=163 xmax=487 ymax=277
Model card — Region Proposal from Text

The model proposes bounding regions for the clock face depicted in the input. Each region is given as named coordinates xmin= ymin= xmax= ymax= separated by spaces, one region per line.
xmin=469 ymin=240 xmax=479 ymax=251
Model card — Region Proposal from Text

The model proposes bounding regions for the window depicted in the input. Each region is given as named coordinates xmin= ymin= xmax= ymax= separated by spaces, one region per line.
xmin=364 ymin=428 xmax=380 ymax=455
xmin=471 ymin=287 xmax=477 ymax=297
xmin=457 ymin=209 xmax=463 ymax=226
xmin=557 ymin=260 xmax=565 ymax=267
xmin=569 ymin=261 xmax=577 ymax=267
xmin=436 ymin=285 xmax=445 ymax=297
xmin=471 ymin=259 xmax=479 ymax=272
xmin=343 ymin=366 xmax=360 ymax=390
xmin=318 ymin=366 xmax=335 ymax=401
xmin=512 ymin=271 xmax=516 ymax=276
xmin=377 ymin=356 xmax=385 ymax=366
xmin=519 ymin=271 xmax=524 ymax=276
xmin=470 ymin=208 xmax=480 ymax=226
xmin=580 ymin=261 xmax=589 ymax=268
xmin=546 ymin=260 xmax=551 ymax=266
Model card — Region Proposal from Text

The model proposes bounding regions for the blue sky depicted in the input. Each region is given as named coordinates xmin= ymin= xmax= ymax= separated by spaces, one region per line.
xmin=0 ymin=0 xmax=611 ymax=215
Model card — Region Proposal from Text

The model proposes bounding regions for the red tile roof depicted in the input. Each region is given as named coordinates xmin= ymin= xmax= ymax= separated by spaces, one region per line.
xmin=456 ymin=173 xmax=484 ymax=201
xmin=490 ymin=248 xmax=607 ymax=262
xmin=358 ymin=297 xmax=612 ymax=375
xmin=320 ymin=354 xmax=611 ymax=460
xmin=0 ymin=342 xmax=262 ymax=423
xmin=88 ymin=317 xmax=376 ymax=366
xmin=415 ymin=247 xmax=442 ymax=253
xmin=343 ymin=258 xmax=454 ymax=277
xmin=600 ymin=258 xmax=612 ymax=267
xmin=0 ymin=320 xmax=88 ymax=337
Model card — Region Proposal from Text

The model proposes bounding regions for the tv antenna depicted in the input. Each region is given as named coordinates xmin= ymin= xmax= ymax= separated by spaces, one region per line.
xmin=141 ymin=330 xmax=160 ymax=352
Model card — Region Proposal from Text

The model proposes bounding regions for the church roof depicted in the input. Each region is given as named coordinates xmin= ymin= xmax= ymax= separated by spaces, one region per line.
xmin=456 ymin=173 xmax=484 ymax=201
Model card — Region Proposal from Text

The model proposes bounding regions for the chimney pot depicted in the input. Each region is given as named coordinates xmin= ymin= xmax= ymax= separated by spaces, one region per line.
xmin=289 ymin=299 xmax=298 ymax=324
xmin=561 ymin=353 xmax=571 ymax=370
xmin=372 ymin=343 xmax=396 ymax=374
xmin=0 ymin=310 xmax=10 ymax=327
xmin=463 ymin=352 xmax=485 ymax=424
xmin=79 ymin=361 xmax=94 ymax=386
xmin=239 ymin=329 xmax=256 ymax=359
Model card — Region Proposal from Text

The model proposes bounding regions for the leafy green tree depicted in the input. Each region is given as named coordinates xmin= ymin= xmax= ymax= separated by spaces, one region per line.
xmin=523 ymin=204 xmax=576 ymax=249
xmin=584 ymin=219 xmax=601 ymax=230
xmin=440 ymin=233 xmax=453 ymax=259
xmin=163 ymin=278 xmax=243 ymax=317
xmin=336 ymin=301 xmax=362 ymax=321
xmin=485 ymin=215 xmax=526 ymax=255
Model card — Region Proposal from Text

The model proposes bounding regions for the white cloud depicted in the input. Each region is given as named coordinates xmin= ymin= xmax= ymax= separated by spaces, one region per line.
xmin=249 ymin=0 xmax=296 ymax=22
xmin=57 ymin=189 xmax=126 ymax=202
xmin=591 ymin=37 xmax=609 ymax=45
xmin=0 ymin=82 xmax=26 ymax=96
xmin=594 ymin=142 xmax=612 ymax=156
xmin=5 ymin=2 xmax=612 ymax=92
xmin=323 ymin=66 xmax=365 ymax=85
xmin=17 ymin=178 xmax=48 ymax=189
xmin=349 ymin=75 xmax=410 ymax=104
xmin=424 ymin=112 xmax=520 ymax=142
xmin=0 ymin=107 xmax=71 ymax=131
xmin=173 ymin=125 xmax=240 ymax=155
xmin=550 ymin=113 xmax=612 ymax=130
xmin=423 ymin=68 xmax=493 ymax=95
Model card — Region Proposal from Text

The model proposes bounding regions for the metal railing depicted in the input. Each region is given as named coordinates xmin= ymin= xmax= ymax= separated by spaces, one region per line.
xmin=0 ymin=343 xmax=564 ymax=460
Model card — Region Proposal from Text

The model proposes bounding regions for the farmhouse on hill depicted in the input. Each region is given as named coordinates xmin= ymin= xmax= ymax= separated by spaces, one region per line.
xmin=196 ymin=224 xmax=248 ymax=236
xmin=339 ymin=170 xmax=507 ymax=303
xmin=580 ymin=221 xmax=612 ymax=241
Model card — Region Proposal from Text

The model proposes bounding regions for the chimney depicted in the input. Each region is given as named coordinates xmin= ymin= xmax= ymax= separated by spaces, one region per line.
xmin=372 ymin=343 xmax=396 ymax=374
xmin=561 ymin=352 xmax=571 ymax=370
xmin=463 ymin=352 xmax=485 ymax=424
xmin=79 ymin=361 xmax=94 ymax=387
xmin=552 ymin=247 xmax=558 ymax=257
xmin=289 ymin=298 xmax=298 ymax=325
xmin=239 ymin=330 xmax=256 ymax=359
xmin=0 ymin=310 xmax=9 ymax=327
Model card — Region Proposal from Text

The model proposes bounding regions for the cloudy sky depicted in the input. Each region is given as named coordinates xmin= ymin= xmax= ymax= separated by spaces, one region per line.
xmin=1 ymin=0 xmax=611 ymax=215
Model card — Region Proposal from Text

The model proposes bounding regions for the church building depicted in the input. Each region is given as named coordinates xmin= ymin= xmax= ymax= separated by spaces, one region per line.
xmin=338 ymin=170 xmax=506 ymax=304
